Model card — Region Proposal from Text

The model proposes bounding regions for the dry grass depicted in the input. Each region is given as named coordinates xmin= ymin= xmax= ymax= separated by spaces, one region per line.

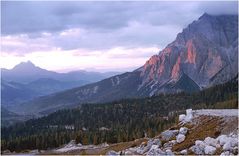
xmin=44 ymin=138 xmax=147 ymax=155
xmin=98 ymin=138 xmax=147 ymax=155
xmin=41 ymin=115 xmax=239 ymax=155
xmin=172 ymin=116 xmax=222 ymax=152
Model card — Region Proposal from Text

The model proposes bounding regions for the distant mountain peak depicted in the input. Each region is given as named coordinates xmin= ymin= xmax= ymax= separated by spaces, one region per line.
xmin=13 ymin=61 xmax=36 ymax=70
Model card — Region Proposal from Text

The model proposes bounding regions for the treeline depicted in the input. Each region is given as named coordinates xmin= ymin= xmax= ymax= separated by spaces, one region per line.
xmin=1 ymin=77 xmax=238 ymax=152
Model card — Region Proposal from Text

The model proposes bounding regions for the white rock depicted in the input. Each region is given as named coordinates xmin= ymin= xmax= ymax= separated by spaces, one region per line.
xmin=186 ymin=109 xmax=192 ymax=115
xmin=180 ymin=149 xmax=187 ymax=155
xmin=217 ymin=135 xmax=238 ymax=151
xmin=161 ymin=130 xmax=178 ymax=141
xmin=204 ymin=137 xmax=218 ymax=147
xmin=179 ymin=127 xmax=188 ymax=135
xmin=229 ymin=137 xmax=238 ymax=147
xmin=179 ymin=114 xmax=186 ymax=122
xmin=147 ymin=139 xmax=154 ymax=147
xmin=165 ymin=149 xmax=174 ymax=155
xmin=170 ymin=140 xmax=177 ymax=144
xmin=220 ymin=151 xmax=230 ymax=156
xmin=204 ymin=145 xmax=217 ymax=155
xmin=124 ymin=150 xmax=133 ymax=155
xmin=181 ymin=109 xmax=193 ymax=122
xmin=176 ymin=134 xmax=186 ymax=143
xmin=217 ymin=135 xmax=229 ymax=145
xmin=195 ymin=140 xmax=206 ymax=147
xmin=223 ymin=142 xmax=233 ymax=151
xmin=149 ymin=145 xmax=159 ymax=150
xmin=146 ymin=147 xmax=165 ymax=156
xmin=190 ymin=145 xmax=204 ymax=155
xmin=152 ymin=138 xmax=162 ymax=147
xmin=163 ymin=140 xmax=177 ymax=150
xmin=107 ymin=150 xmax=120 ymax=156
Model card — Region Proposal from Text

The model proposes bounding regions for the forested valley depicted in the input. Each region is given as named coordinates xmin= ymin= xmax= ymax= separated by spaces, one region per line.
xmin=1 ymin=77 xmax=238 ymax=152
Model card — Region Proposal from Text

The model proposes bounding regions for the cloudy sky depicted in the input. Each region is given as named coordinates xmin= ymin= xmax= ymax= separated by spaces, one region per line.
xmin=1 ymin=1 xmax=238 ymax=72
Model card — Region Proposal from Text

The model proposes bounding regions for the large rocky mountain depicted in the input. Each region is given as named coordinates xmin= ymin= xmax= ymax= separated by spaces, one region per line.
xmin=12 ymin=13 xmax=238 ymax=115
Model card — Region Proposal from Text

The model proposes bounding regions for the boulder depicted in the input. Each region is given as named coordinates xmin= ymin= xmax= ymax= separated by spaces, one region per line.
xmin=217 ymin=135 xmax=228 ymax=146
xmin=179 ymin=114 xmax=186 ymax=122
xmin=195 ymin=140 xmax=206 ymax=147
xmin=161 ymin=130 xmax=178 ymax=141
xmin=220 ymin=151 xmax=230 ymax=156
xmin=204 ymin=145 xmax=217 ymax=155
xmin=150 ymin=138 xmax=162 ymax=147
xmin=107 ymin=150 xmax=120 ymax=156
xmin=136 ymin=144 xmax=149 ymax=154
xmin=184 ymin=109 xmax=193 ymax=122
xmin=179 ymin=127 xmax=188 ymax=135
xmin=180 ymin=149 xmax=188 ymax=155
xmin=146 ymin=145 xmax=165 ymax=156
xmin=176 ymin=134 xmax=186 ymax=143
xmin=186 ymin=109 xmax=192 ymax=116
xmin=204 ymin=137 xmax=218 ymax=147
xmin=165 ymin=149 xmax=174 ymax=155
xmin=190 ymin=143 xmax=205 ymax=155
xmin=147 ymin=139 xmax=155 ymax=147
xmin=223 ymin=142 xmax=233 ymax=151
xmin=146 ymin=148 xmax=166 ymax=155
xmin=217 ymin=135 xmax=238 ymax=151
xmin=163 ymin=140 xmax=177 ymax=150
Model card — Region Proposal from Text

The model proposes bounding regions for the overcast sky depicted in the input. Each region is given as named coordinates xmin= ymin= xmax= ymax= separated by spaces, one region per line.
xmin=1 ymin=1 xmax=238 ymax=72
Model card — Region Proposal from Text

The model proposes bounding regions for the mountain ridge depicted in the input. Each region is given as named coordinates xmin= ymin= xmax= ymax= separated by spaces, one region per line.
xmin=10 ymin=13 xmax=238 ymax=115
xmin=1 ymin=61 xmax=121 ymax=83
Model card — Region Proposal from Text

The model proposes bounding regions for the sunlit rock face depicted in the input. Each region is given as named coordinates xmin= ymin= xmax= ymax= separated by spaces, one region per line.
xmin=138 ymin=13 xmax=238 ymax=93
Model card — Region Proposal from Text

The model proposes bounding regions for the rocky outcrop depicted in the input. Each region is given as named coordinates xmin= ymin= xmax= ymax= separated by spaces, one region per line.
xmin=138 ymin=13 xmax=238 ymax=93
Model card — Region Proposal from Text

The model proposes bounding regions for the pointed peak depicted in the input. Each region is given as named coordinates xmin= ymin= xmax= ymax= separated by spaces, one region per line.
xmin=199 ymin=13 xmax=212 ymax=20
xmin=12 ymin=61 xmax=37 ymax=70
xmin=17 ymin=61 xmax=35 ymax=66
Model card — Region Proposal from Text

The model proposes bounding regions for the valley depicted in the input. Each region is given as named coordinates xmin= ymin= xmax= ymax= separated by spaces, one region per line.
xmin=1 ymin=2 xmax=238 ymax=155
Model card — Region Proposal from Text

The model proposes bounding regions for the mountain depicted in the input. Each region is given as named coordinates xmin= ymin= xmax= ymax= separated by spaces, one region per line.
xmin=1 ymin=62 xmax=120 ymax=107
xmin=1 ymin=61 xmax=58 ymax=83
xmin=1 ymin=61 xmax=120 ymax=83
xmin=11 ymin=14 xmax=238 ymax=115
xmin=138 ymin=13 xmax=238 ymax=90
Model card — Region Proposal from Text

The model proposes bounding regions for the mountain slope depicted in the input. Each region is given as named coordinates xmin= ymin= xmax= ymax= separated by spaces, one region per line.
xmin=12 ymin=13 xmax=238 ymax=115
xmin=26 ymin=78 xmax=88 ymax=95
xmin=1 ymin=80 xmax=39 ymax=107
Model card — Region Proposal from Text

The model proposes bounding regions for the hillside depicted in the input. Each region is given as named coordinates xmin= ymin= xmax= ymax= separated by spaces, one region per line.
xmin=11 ymin=14 xmax=238 ymax=116
xmin=1 ymin=77 xmax=237 ymax=153
xmin=2 ymin=109 xmax=238 ymax=155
